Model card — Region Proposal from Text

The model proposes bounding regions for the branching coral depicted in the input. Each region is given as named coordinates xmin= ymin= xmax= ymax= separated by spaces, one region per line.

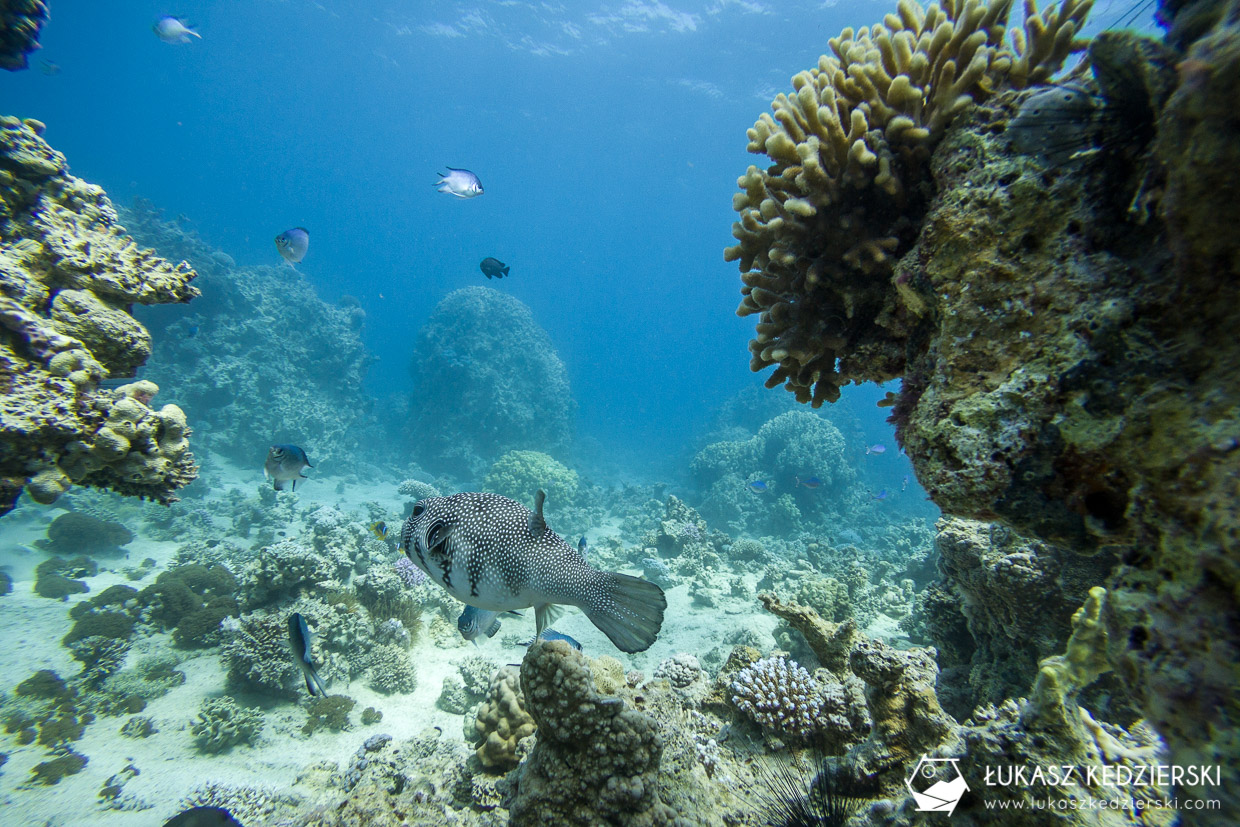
xmin=730 ymin=655 xmax=824 ymax=741
xmin=190 ymin=697 xmax=264 ymax=753
xmin=725 ymin=0 xmax=1091 ymax=405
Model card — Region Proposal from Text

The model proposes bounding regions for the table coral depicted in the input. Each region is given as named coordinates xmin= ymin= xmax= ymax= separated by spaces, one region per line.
xmin=509 ymin=641 xmax=679 ymax=826
xmin=725 ymin=0 xmax=1091 ymax=405
xmin=0 ymin=119 xmax=199 ymax=515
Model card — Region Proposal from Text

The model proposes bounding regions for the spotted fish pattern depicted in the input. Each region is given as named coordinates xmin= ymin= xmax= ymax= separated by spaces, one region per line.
xmin=399 ymin=490 xmax=666 ymax=653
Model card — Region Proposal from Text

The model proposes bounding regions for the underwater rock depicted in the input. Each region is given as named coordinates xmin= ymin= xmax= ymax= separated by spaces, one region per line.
xmin=510 ymin=641 xmax=678 ymax=826
xmin=0 ymin=2 xmax=48 ymax=71
xmin=0 ymin=120 xmax=199 ymax=515
xmin=408 ymin=286 xmax=575 ymax=477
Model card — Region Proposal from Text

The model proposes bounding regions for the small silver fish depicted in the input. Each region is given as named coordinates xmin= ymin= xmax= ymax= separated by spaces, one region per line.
xmin=275 ymin=227 xmax=309 ymax=265
xmin=153 ymin=16 xmax=201 ymax=44
xmin=263 ymin=444 xmax=312 ymax=491
xmin=287 ymin=612 xmax=327 ymax=697
xmin=435 ymin=167 xmax=483 ymax=198
xmin=399 ymin=490 xmax=666 ymax=653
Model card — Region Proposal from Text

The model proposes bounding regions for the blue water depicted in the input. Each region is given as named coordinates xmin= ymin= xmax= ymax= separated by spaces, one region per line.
xmin=1 ymin=0 xmax=1151 ymax=467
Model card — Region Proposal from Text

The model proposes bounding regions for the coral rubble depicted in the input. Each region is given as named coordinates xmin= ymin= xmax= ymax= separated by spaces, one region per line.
xmin=0 ymin=118 xmax=199 ymax=515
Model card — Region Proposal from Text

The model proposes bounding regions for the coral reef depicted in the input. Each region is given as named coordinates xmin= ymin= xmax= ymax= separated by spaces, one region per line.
xmin=1 ymin=119 xmax=199 ymax=514
xmin=42 ymin=511 xmax=133 ymax=554
xmin=0 ymin=1 xmax=48 ymax=71
xmin=727 ymin=0 xmax=1240 ymax=816
xmin=483 ymin=449 xmax=579 ymax=509
xmin=303 ymin=694 xmax=356 ymax=735
xmin=471 ymin=665 xmax=535 ymax=771
xmin=691 ymin=410 xmax=856 ymax=533
xmin=408 ymin=286 xmax=574 ymax=476
xmin=190 ymin=696 xmax=265 ymax=753
xmin=220 ymin=612 xmax=299 ymax=696
xmin=725 ymin=0 xmax=1091 ymax=405
xmin=121 ymin=200 xmax=375 ymax=470
xmin=509 ymin=641 xmax=679 ymax=826
xmin=365 ymin=643 xmax=417 ymax=695
xmin=33 ymin=555 xmax=93 ymax=598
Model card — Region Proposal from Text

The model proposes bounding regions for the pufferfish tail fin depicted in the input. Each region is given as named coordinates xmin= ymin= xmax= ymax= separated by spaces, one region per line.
xmin=581 ymin=572 xmax=666 ymax=653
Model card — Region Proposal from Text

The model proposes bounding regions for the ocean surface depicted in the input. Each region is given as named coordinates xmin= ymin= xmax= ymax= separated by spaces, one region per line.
xmin=0 ymin=0 xmax=1174 ymax=825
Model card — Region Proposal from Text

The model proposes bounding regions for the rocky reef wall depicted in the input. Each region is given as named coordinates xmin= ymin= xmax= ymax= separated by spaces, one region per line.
xmin=726 ymin=0 xmax=1240 ymax=818
xmin=0 ymin=119 xmax=199 ymax=516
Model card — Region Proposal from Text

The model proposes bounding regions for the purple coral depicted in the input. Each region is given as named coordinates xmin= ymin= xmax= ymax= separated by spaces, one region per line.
xmin=394 ymin=556 xmax=428 ymax=588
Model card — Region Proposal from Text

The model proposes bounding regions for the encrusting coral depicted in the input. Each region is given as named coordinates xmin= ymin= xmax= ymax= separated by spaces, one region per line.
xmin=725 ymin=0 xmax=1091 ymax=405
xmin=0 ymin=118 xmax=199 ymax=515
xmin=471 ymin=665 xmax=535 ymax=771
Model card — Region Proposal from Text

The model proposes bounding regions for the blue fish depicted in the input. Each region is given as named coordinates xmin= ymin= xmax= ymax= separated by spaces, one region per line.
xmin=871 ymin=489 xmax=889 ymax=500
xmin=458 ymin=605 xmax=521 ymax=643
xmin=275 ymin=227 xmax=309 ymax=265
xmin=287 ymin=612 xmax=327 ymax=697
xmin=747 ymin=480 xmax=768 ymax=492
xmin=435 ymin=167 xmax=484 ymax=198
xmin=520 ymin=628 xmax=583 ymax=651
xmin=264 ymin=444 xmax=312 ymax=491
xmin=578 ymin=537 xmax=588 ymax=558
xmin=796 ymin=475 xmax=822 ymax=489
xmin=866 ymin=443 xmax=887 ymax=455
xmin=902 ymin=474 xmax=910 ymax=491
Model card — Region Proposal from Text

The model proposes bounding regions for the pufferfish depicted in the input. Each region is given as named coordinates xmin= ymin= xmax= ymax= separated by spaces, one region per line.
xmin=399 ymin=490 xmax=666 ymax=653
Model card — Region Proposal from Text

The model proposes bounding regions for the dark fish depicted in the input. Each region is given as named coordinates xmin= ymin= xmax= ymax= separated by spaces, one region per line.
xmin=458 ymin=605 xmax=521 ymax=643
xmin=163 ymin=806 xmax=244 ymax=826
xmin=275 ymin=227 xmax=309 ymax=265
xmin=479 ymin=257 xmax=509 ymax=279
xmin=578 ymin=537 xmax=588 ymax=558
xmin=796 ymin=475 xmax=822 ymax=489
xmin=398 ymin=490 xmax=666 ymax=653
xmin=747 ymin=480 xmax=768 ymax=492
xmin=435 ymin=167 xmax=483 ymax=198
xmin=264 ymin=444 xmax=312 ymax=491
xmin=186 ymin=324 xmax=199 ymax=339
xmin=153 ymin=16 xmax=201 ymax=44
xmin=520 ymin=628 xmax=583 ymax=651
xmin=287 ymin=612 xmax=327 ymax=697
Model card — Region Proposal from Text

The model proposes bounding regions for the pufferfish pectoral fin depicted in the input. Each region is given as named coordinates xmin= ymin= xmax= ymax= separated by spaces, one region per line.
xmin=528 ymin=489 xmax=547 ymax=537
xmin=534 ymin=604 xmax=569 ymax=636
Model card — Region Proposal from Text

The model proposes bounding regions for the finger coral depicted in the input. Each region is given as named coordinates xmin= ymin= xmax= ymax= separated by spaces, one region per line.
xmin=726 ymin=0 xmax=1091 ymax=405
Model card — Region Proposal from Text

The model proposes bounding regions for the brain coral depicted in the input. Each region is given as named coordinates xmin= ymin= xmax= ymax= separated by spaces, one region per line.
xmin=408 ymin=286 xmax=575 ymax=476
xmin=0 ymin=119 xmax=199 ymax=514
xmin=725 ymin=0 xmax=1091 ymax=405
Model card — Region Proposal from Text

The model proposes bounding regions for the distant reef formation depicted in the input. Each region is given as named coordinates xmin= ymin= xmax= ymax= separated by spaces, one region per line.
xmin=0 ymin=117 xmax=199 ymax=516
xmin=124 ymin=200 xmax=376 ymax=472
xmin=408 ymin=286 xmax=574 ymax=478
xmin=0 ymin=0 xmax=48 ymax=71
xmin=728 ymin=0 xmax=1240 ymax=820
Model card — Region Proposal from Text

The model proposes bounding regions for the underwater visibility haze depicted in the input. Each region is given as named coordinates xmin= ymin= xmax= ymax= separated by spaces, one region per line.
xmin=2 ymin=0 xmax=1238 ymax=825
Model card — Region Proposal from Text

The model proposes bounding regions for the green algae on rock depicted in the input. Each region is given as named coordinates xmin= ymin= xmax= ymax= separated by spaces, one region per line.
xmin=0 ymin=117 xmax=199 ymax=516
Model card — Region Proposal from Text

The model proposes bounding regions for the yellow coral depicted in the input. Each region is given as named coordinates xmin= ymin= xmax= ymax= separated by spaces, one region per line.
xmin=726 ymin=0 xmax=1091 ymax=406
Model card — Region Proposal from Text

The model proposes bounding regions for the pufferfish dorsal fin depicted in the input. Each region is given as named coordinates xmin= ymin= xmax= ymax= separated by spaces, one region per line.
xmin=529 ymin=489 xmax=547 ymax=537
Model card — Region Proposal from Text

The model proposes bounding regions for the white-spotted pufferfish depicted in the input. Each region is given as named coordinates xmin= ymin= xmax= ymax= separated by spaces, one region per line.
xmin=399 ymin=490 xmax=666 ymax=653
